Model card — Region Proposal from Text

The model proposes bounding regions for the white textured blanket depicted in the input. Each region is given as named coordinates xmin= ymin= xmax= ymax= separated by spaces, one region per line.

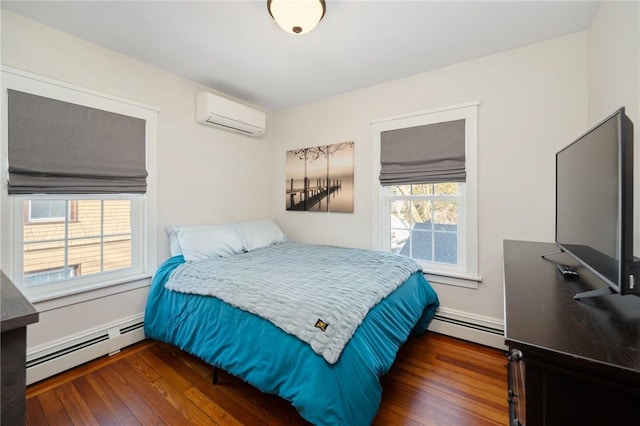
xmin=165 ymin=242 xmax=422 ymax=364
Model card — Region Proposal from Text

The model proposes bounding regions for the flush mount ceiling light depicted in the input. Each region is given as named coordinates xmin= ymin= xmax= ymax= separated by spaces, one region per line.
xmin=267 ymin=0 xmax=326 ymax=35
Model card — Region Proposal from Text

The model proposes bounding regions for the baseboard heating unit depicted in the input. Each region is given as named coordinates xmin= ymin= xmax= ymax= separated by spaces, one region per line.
xmin=26 ymin=314 xmax=145 ymax=385
xmin=428 ymin=307 xmax=505 ymax=349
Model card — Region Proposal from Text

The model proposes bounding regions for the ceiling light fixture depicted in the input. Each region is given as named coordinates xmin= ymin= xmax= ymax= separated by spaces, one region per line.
xmin=267 ymin=0 xmax=326 ymax=35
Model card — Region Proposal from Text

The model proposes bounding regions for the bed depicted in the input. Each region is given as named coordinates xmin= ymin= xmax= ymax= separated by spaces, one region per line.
xmin=144 ymin=219 xmax=439 ymax=425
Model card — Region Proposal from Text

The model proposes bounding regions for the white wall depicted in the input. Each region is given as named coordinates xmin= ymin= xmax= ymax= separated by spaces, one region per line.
xmin=1 ymin=10 xmax=275 ymax=349
xmin=272 ymin=32 xmax=588 ymax=324
xmin=587 ymin=0 xmax=640 ymax=255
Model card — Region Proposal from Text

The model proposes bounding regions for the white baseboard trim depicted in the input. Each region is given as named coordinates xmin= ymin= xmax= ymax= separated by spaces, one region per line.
xmin=26 ymin=313 xmax=145 ymax=385
xmin=428 ymin=307 xmax=507 ymax=350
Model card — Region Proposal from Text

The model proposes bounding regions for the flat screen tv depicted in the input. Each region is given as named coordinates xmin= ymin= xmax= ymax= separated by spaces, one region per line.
xmin=551 ymin=107 xmax=638 ymax=299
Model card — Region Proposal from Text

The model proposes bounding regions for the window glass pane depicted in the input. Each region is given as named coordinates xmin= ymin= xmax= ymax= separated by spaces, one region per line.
xmin=411 ymin=200 xmax=432 ymax=227
xmin=24 ymin=241 xmax=66 ymax=282
xmin=68 ymin=237 xmax=102 ymax=276
xmin=411 ymin=184 xmax=433 ymax=195
xmin=409 ymin=200 xmax=432 ymax=261
xmin=29 ymin=200 xmax=66 ymax=221
xmin=432 ymin=201 xmax=458 ymax=231
xmin=433 ymin=200 xmax=458 ymax=264
xmin=104 ymin=235 xmax=132 ymax=272
xmin=411 ymin=230 xmax=433 ymax=261
xmin=390 ymin=185 xmax=411 ymax=196
xmin=433 ymin=182 xmax=459 ymax=195
xmin=390 ymin=200 xmax=410 ymax=223
xmin=22 ymin=198 xmax=135 ymax=286
xmin=434 ymin=232 xmax=457 ymax=264
xmin=103 ymin=200 xmax=132 ymax=236
xmin=390 ymin=200 xmax=410 ymax=254
xmin=24 ymin=220 xmax=66 ymax=243
xmin=71 ymin=200 xmax=102 ymax=238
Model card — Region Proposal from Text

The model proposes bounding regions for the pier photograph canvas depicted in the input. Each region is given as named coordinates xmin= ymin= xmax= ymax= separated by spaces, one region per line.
xmin=286 ymin=141 xmax=354 ymax=213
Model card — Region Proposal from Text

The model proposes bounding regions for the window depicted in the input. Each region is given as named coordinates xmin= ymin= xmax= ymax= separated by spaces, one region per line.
xmin=372 ymin=102 xmax=480 ymax=288
xmin=1 ymin=67 xmax=158 ymax=304
xmin=388 ymin=183 xmax=462 ymax=265
xmin=22 ymin=198 xmax=136 ymax=287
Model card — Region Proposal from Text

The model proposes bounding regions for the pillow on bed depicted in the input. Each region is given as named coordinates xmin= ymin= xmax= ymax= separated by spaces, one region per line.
xmin=176 ymin=223 xmax=244 ymax=261
xmin=165 ymin=226 xmax=182 ymax=256
xmin=236 ymin=218 xmax=287 ymax=252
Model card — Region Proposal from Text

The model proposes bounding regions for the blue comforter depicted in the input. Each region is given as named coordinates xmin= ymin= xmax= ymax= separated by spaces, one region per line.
xmin=144 ymin=252 xmax=439 ymax=425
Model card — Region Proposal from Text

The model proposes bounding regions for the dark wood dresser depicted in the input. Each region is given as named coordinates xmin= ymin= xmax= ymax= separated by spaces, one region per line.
xmin=1 ymin=271 xmax=39 ymax=425
xmin=503 ymin=240 xmax=640 ymax=425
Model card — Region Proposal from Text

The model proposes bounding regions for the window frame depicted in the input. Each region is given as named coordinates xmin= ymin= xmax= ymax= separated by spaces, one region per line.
xmin=1 ymin=66 xmax=158 ymax=307
xmin=371 ymin=101 xmax=481 ymax=288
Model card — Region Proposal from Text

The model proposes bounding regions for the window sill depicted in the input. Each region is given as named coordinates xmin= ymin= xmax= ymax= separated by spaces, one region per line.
xmin=423 ymin=270 xmax=482 ymax=289
xmin=27 ymin=273 xmax=152 ymax=312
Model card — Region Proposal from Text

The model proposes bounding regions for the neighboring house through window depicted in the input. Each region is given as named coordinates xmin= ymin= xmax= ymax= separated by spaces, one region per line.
xmin=22 ymin=198 xmax=135 ymax=286
xmin=371 ymin=102 xmax=480 ymax=288
xmin=26 ymin=200 xmax=78 ymax=222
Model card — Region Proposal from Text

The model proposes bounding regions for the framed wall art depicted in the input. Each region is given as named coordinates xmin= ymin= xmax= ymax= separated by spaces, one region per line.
xmin=285 ymin=141 xmax=354 ymax=213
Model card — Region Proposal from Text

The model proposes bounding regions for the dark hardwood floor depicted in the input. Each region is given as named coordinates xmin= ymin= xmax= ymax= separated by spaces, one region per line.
xmin=26 ymin=332 xmax=509 ymax=425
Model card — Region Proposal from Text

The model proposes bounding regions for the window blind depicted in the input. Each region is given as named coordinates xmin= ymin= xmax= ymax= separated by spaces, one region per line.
xmin=7 ymin=89 xmax=147 ymax=194
xmin=379 ymin=119 xmax=465 ymax=186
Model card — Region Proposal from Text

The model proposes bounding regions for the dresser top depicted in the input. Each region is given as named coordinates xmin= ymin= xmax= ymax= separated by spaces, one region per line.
xmin=1 ymin=271 xmax=39 ymax=332
xmin=503 ymin=240 xmax=640 ymax=375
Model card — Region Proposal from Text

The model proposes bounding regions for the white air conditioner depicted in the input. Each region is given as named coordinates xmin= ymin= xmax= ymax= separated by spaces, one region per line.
xmin=195 ymin=92 xmax=266 ymax=137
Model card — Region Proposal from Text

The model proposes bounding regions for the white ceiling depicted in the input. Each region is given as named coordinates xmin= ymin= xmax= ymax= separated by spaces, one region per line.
xmin=1 ymin=1 xmax=600 ymax=110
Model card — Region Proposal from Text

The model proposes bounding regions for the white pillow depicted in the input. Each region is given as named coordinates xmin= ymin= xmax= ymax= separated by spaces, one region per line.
xmin=236 ymin=218 xmax=287 ymax=252
xmin=165 ymin=226 xmax=182 ymax=256
xmin=176 ymin=223 xmax=244 ymax=261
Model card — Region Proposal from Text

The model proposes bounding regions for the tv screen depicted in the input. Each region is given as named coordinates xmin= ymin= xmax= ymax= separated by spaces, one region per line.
xmin=555 ymin=107 xmax=636 ymax=297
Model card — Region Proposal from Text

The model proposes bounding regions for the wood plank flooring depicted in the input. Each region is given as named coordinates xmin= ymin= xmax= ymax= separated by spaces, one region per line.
xmin=26 ymin=332 xmax=509 ymax=425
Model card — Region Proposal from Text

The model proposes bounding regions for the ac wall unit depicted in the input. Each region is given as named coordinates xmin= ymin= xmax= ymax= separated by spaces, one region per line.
xmin=196 ymin=92 xmax=266 ymax=137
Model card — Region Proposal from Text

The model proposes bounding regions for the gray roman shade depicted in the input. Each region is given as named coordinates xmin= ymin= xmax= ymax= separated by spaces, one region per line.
xmin=379 ymin=119 xmax=465 ymax=186
xmin=7 ymin=89 xmax=147 ymax=194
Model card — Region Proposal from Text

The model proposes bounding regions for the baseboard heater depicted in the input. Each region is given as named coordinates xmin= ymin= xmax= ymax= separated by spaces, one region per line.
xmin=26 ymin=315 xmax=145 ymax=385
xmin=433 ymin=313 xmax=503 ymax=335
xmin=428 ymin=308 xmax=506 ymax=350
xmin=26 ymin=334 xmax=110 ymax=369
